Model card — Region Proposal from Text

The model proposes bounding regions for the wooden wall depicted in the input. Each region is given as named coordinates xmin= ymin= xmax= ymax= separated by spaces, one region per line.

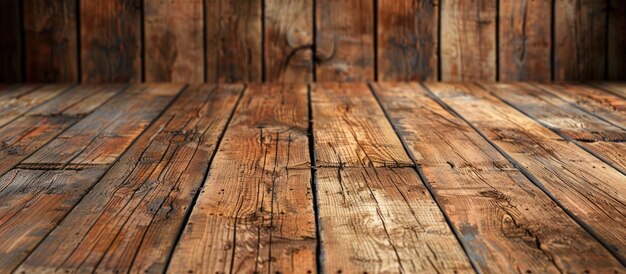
xmin=1 ymin=0 xmax=624 ymax=83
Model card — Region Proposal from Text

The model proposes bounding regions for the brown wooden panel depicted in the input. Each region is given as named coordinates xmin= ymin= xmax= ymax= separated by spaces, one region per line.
xmin=315 ymin=0 xmax=374 ymax=81
xmin=206 ymin=0 xmax=262 ymax=83
xmin=170 ymin=84 xmax=316 ymax=273
xmin=377 ymin=0 xmax=438 ymax=81
xmin=17 ymin=85 xmax=241 ymax=273
xmin=144 ymin=0 xmax=204 ymax=83
xmin=608 ymin=0 xmax=626 ymax=80
xmin=80 ymin=0 xmax=142 ymax=83
xmin=426 ymin=82 xmax=626 ymax=262
xmin=594 ymin=82 xmax=626 ymax=99
xmin=441 ymin=0 xmax=497 ymax=81
xmin=374 ymin=82 xmax=623 ymax=272
xmin=499 ymin=0 xmax=551 ymax=81
xmin=265 ymin=0 xmax=313 ymax=83
xmin=554 ymin=0 xmax=607 ymax=81
xmin=23 ymin=0 xmax=78 ymax=83
xmin=0 ymin=0 xmax=22 ymax=82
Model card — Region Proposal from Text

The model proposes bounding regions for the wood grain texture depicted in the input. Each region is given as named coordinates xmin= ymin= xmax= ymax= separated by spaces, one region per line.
xmin=377 ymin=0 xmax=438 ymax=81
xmin=499 ymin=0 xmax=551 ymax=81
xmin=374 ymin=82 xmax=624 ymax=272
xmin=441 ymin=0 xmax=497 ymax=81
xmin=608 ymin=0 xmax=626 ymax=80
xmin=317 ymin=167 xmax=473 ymax=273
xmin=80 ymin=0 xmax=142 ymax=83
xmin=23 ymin=0 xmax=78 ymax=82
xmin=0 ymin=0 xmax=22 ymax=82
xmin=22 ymin=84 xmax=183 ymax=168
xmin=426 ymin=82 xmax=626 ymax=262
xmin=206 ymin=0 xmax=262 ymax=83
xmin=169 ymin=84 xmax=316 ymax=273
xmin=554 ymin=0 xmax=607 ymax=81
xmin=0 ymin=84 xmax=177 ymax=272
xmin=315 ymin=0 xmax=375 ymax=81
xmin=17 ymin=85 xmax=242 ymax=273
xmin=311 ymin=83 xmax=412 ymax=167
xmin=265 ymin=0 xmax=313 ymax=83
xmin=144 ymin=0 xmax=204 ymax=83
xmin=594 ymin=82 xmax=626 ymax=99
xmin=0 ymin=85 xmax=45 ymax=127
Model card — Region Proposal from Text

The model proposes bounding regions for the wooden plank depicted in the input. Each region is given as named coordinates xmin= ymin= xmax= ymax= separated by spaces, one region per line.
xmin=80 ymin=0 xmax=142 ymax=83
xmin=22 ymin=84 xmax=183 ymax=168
xmin=169 ymin=84 xmax=316 ymax=273
xmin=608 ymin=0 xmax=626 ymax=80
xmin=0 ymin=85 xmax=45 ymax=127
xmin=377 ymin=0 xmax=438 ymax=81
xmin=536 ymin=83 xmax=626 ymax=129
xmin=23 ymin=0 xmax=78 ymax=82
xmin=264 ymin=0 xmax=313 ymax=83
xmin=482 ymin=82 xmax=626 ymax=174
xmin=317 ymin=167 xmax=473 ymax=273
xmin=374 ymin=82 xmax=625 ymax=272
xmin=440 ymin=0 xmax=497 ymax=81
xmin=16 ymin=84 xmax=242 ymax=273
xmin=499 ymin=0 xmax=551 ymax=81
xmin=0 ymin=84 xmax=179 ymax=272
xmin=0 ymin=85 xmax=113 ymax=177
xmin=206 ymin=0 xmax=262 ymax=83
xmin=425 ymin=82 xmax=626 ymax=262
xmin=0 ymin=0 xmax=22 ymax=82
xmin=315 ymin=0 xmax=374 ymax=81
xmin=554 ymin=0 xmax=607 ymax=81
xmin=311 ymin=83 xmax=412 ymax=167
xmin=144 ymin=0 xmax=204 ymax=83
xmin=594 ymin=82 xmax=626 ymax=99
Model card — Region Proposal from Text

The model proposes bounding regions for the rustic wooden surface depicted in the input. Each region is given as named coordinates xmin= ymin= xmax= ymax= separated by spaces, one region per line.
xmin=0 ymin=83 xmax=625 ymax=272
xmin=144 ymin=0 xmax=204 ymax=83
xmin=5 ymin=1 xmax=626 ymax=82
xmin=23 ymin=0 xmax=78 ymax=82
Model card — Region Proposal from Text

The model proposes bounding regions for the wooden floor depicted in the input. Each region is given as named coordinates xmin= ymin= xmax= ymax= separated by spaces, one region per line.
xmin=0 ymin=82 xmax=625 ymax=273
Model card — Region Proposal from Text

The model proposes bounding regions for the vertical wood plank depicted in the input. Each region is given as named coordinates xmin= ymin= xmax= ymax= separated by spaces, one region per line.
xmin=0 ymin=0 xmax=22 ymax=82
xmin=264 ymin=0 xmax=313 ymax=83
xmin=23 ymin=0 xmax=78 ymax=83
xmin=377 ymin=0 xmax=438 ymax=81
xmin=315 ymin=0 xmax=375 ymax=81
xmin=441 ymin=0 xmax=497 ymax=81
xmin=205 ymin=0 xmax=262 ymax=83
xmin=554 ymin=0 xmax=607 ymax=81
xmin=499 ymin=0 xmax=551 ymax=81
xmin=144 ymin=0 xmax=204 ymax=83
xmin=80 ymin=0 xmax=142 ymax=83
xmin=608 ymin=0 xmax=626 ymax=80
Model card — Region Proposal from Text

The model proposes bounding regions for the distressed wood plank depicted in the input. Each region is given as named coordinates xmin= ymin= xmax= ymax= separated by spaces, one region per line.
xmin=265 ymin=0 xmax=313 ymax=83
xmin=594 ymin=82 xmax=626 ymax=99
xmin=144 ymin=0 xmax=204 ymax=83
xmin=499 ymin=0 xmax=551 ymax=81
xmin=608 ymin=0 xmax=626 ymax=80
xmin=17 ymin=84 xmax=242 ymax=273
xmin=0 ymin=85 xmax=46 ymax=127
xmin=554 ymin=0 xmax=607 ymax=81
xmin=374 ymin=82 xmax=624 ymax=272
xmin=426 ymin=82 xmax=626 ymax=262
xmin=0 ymin=85 xmax=118 ymax=177
xmin=80 ymin=0 xmax=142 ymax=83
xmin=317 ymin=167 xmax=473 ymax=273
xmin=441 ymin=0 xmax=497 ymax=81
xmin=481 ymin=82 xmax=626 ymax=174
xmin=0 ymin=84 xmax=179 ymax=272
xmin=22 ymin=84 xmax=183 ymax=168
xmin=0 ymin=0 xmax=22 ymax=82
xmin=377 ymin=0 xmax=438 ymax=81
xmin=311 ymin=83 xmax=412 ymax=167
xmin=315 ymin=0 xmax=374 ymax=81
xmin=206 ymin=0 xmax=262 ymax=83
xmin=169 ymin=84 xmax=316 ymax=273
xmin=23 ymin=0 xmax=78 ymax=82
